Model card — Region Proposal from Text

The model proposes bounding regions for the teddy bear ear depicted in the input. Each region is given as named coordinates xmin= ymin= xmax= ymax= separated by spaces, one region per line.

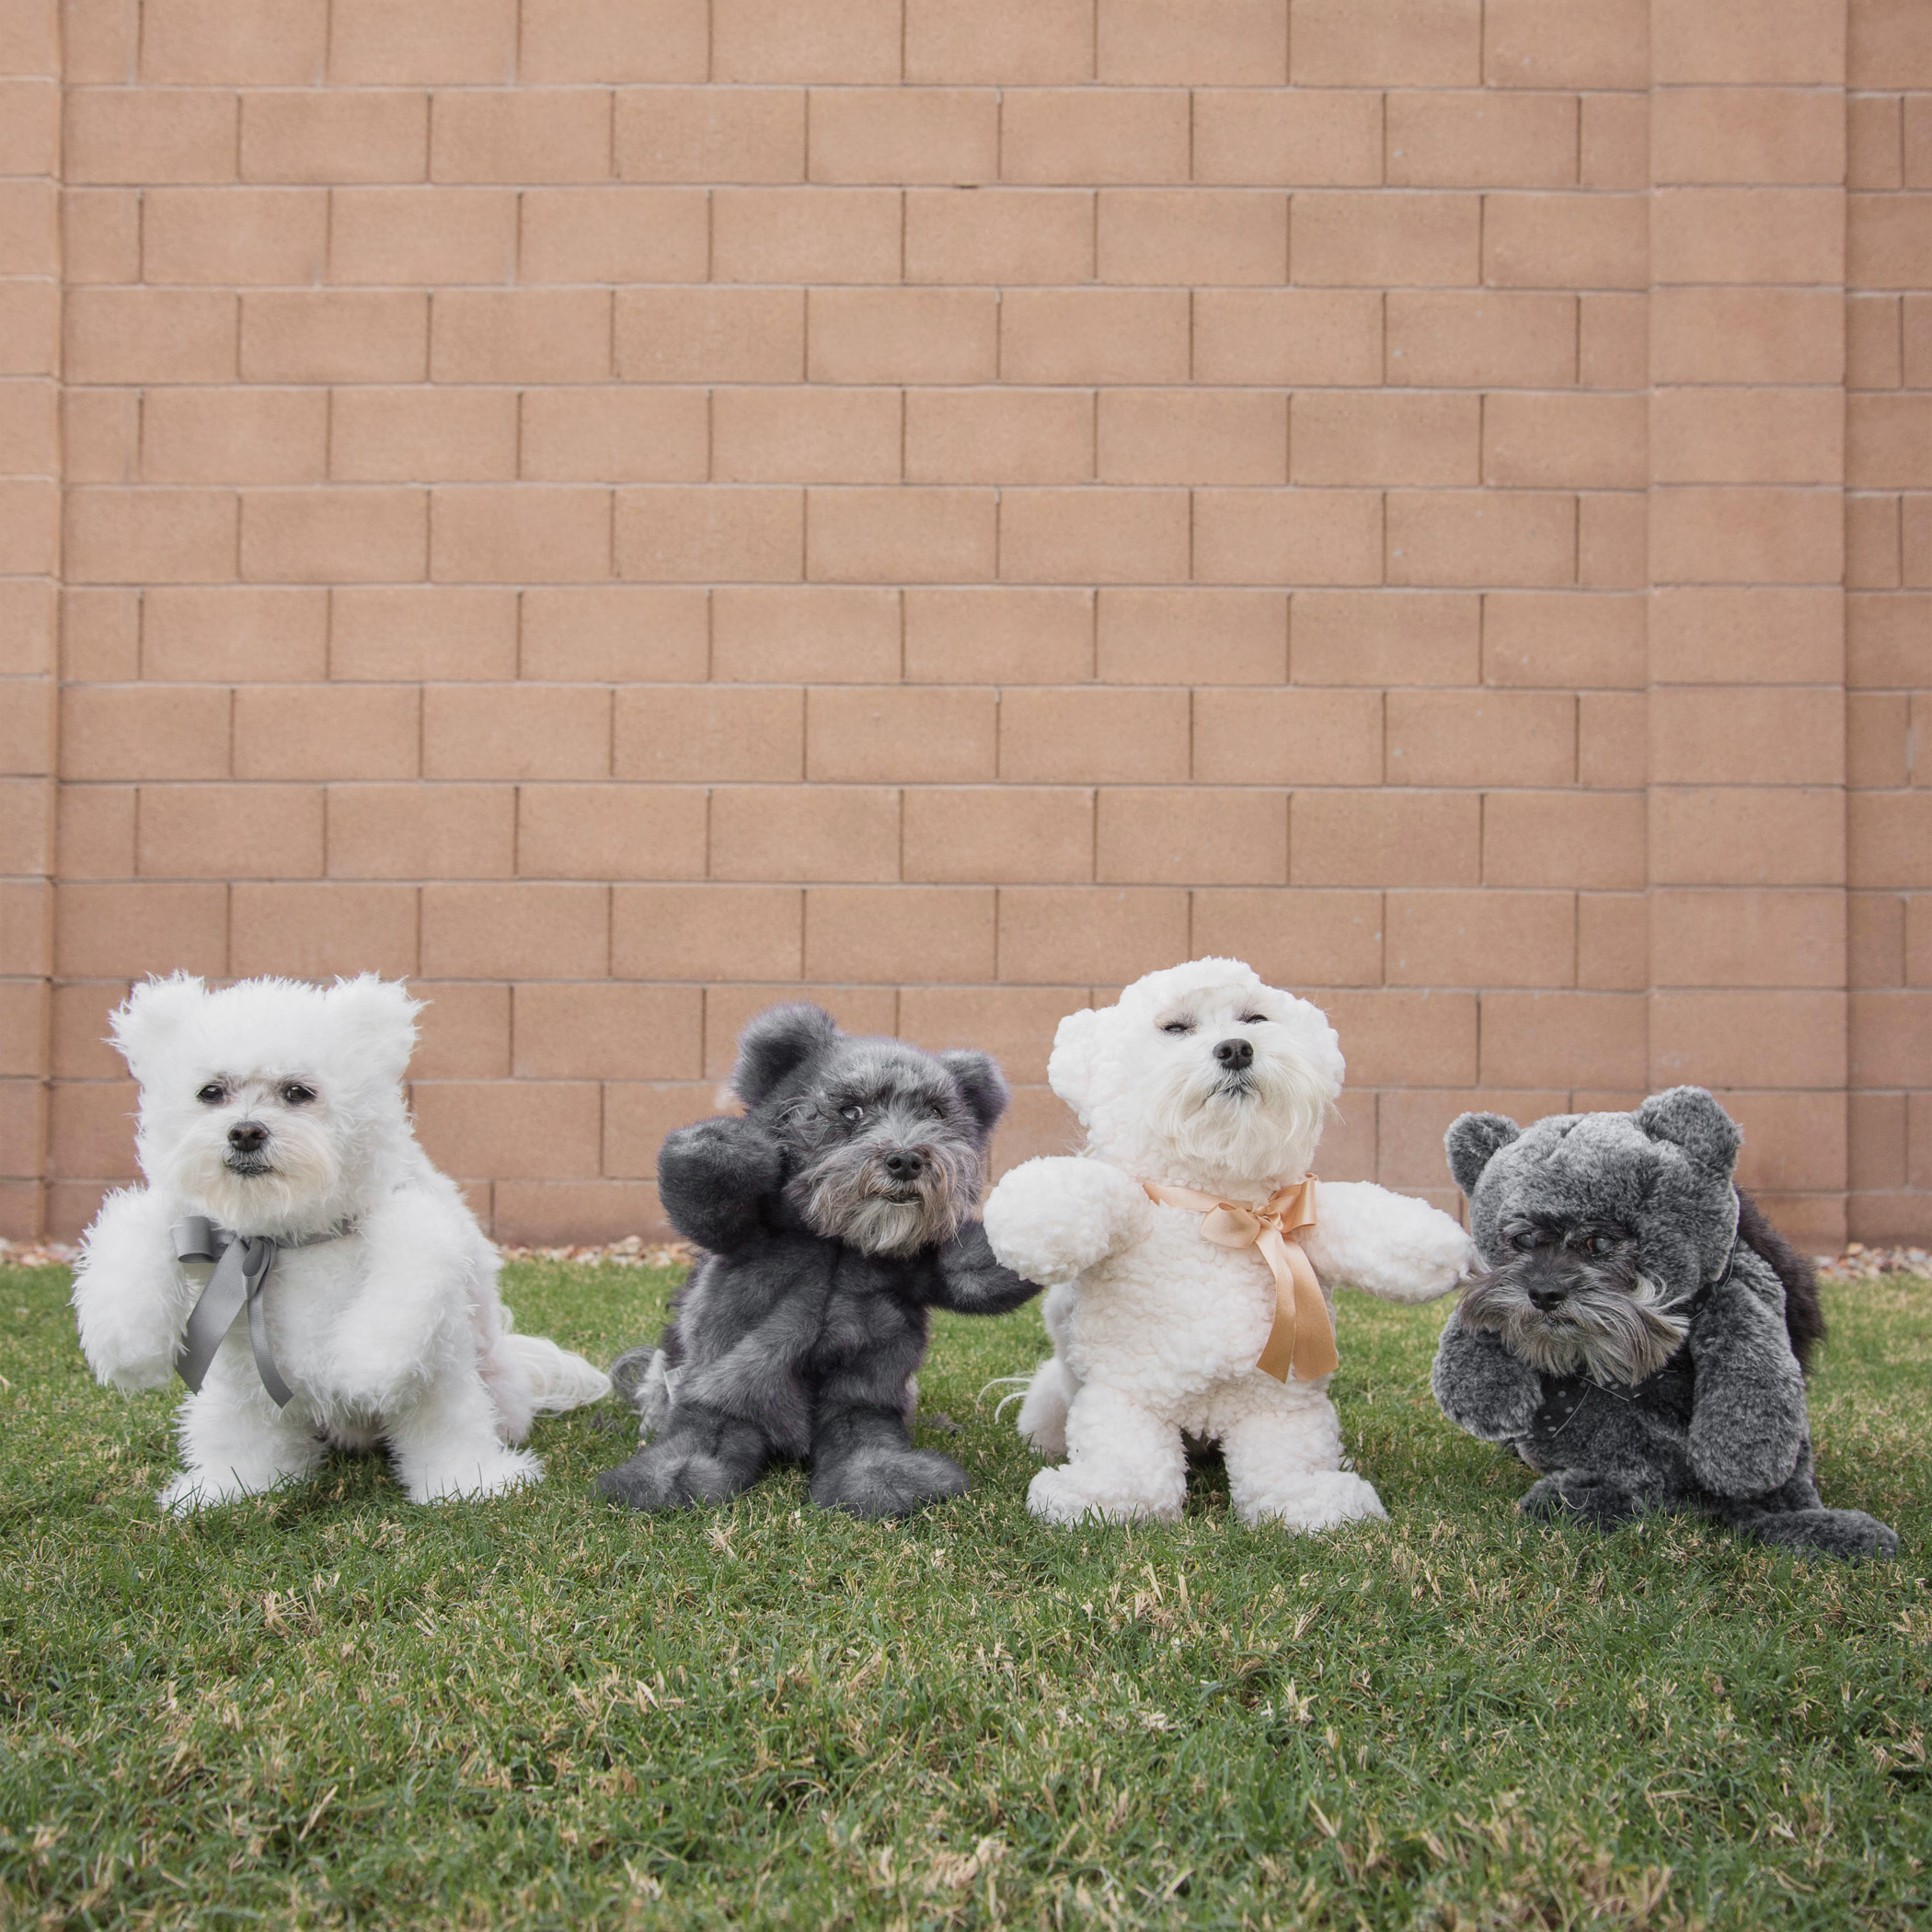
xmin=732 ymin=1003 xmax=840 ymax=1108
xmin=325 ymin=974 xmax=422 ymax=1086
xmin=939 ymin=1050 xmax=1010 ymax=1138
xmin=1444 ymin=1111 xmax=1521 ymax=1198
xmin=109 ymin=973 xmax=209 ymax=1082
xmin=1636 ymin=1086 xmax=1741 ymax=1176
xmin=1046 ymin=1006 xmax=1102 ymax=1114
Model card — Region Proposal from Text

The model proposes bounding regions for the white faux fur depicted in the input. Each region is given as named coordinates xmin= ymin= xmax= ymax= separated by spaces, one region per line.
xmin=983 ymin=958 xmax=1474 ymax=1531
xmin=71 ymin=973 xmax=610 ymax=1514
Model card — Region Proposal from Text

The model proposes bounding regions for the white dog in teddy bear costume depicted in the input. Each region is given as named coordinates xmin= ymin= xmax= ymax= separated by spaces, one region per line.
xmin=983 ymin=958 xmax=1475 ymax=1530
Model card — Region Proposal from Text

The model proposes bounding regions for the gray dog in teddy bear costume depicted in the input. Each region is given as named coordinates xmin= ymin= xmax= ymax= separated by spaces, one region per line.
xmin=1432 ymin=1087 xmax=1897 ymax=1561
xmin=597 ymin=1005 xmax=1039 ymax=1521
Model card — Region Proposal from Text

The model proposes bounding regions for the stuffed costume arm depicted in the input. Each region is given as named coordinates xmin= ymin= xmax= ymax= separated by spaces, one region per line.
xmin=1431 ymin=1309 xmax=1544 ymax=1442
xmin=657 ymin=1116 xmax=788 ymax=1254
xmin=1302 ymin=1180 xmax=1475 ymax=1304
xmin=983 ymin=1156 xmax=1153 ymax=1290
xmin=927 ymin=1221 xmax=1040 ymax=1316
xmin=325 ymin=1190 xmax=477 ymax=1411
xmin=1685 ymin=1263 xmax=1810 ymax=1499
xmin=71 ymin=1186 xmax=197 ymax=1392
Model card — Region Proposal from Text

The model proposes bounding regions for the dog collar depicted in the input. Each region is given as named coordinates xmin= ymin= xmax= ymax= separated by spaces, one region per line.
xmin=171 ymin=1216 xmax=357 ymax=1409
xmin=1141 ymin=1176 xmax=1337 ymax=1382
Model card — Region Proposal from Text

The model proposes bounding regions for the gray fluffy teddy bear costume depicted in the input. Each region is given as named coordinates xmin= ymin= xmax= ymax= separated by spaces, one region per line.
xmin=597 ymin=1005 xmax=1039 ymax=1521
xmin=1432 ymin=1087 xmax=1897 ymax=1561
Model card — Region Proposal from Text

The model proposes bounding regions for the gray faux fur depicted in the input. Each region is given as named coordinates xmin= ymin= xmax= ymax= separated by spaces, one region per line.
xmin=596 ymin=1005 xmax=1039 ymax=1521
xmin=1432 ymin=1087 xmax=1897 ymax=1562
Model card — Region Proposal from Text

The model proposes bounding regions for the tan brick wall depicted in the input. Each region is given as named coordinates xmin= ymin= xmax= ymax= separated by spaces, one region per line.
xmin=7 ymin=0 xmax=1928 ymax=1248
xmin=1844 ymin=0 xmax=1932 ymax=1242
xmin=0 ymin=0 xmax=60 ymax=1237
xmin=1646 ymin=2 xmax=1854 ymax=1250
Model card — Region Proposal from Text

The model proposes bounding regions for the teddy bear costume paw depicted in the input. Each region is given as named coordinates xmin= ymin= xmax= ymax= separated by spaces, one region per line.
xmin=1520 ymin=1470 xmax=1649 ymax=1529
xmin=597 ymin=1439 xmax=751 ymax=1510
xmin=159 ymin=1468 xmax=254 ymax=1515
xmin=1731 ymin=1507 xmax=1900 ymax=1562
xmin=402 ymin=1443 xmax=541 ymax=1505
xmin=1028 ymin=1461 xmax=1184 ymax=1527
xmin=811 ymin=1444 xmax=969 ymax=1521
xmin=1233 ymin=1467 xmax=1386 ymax=1533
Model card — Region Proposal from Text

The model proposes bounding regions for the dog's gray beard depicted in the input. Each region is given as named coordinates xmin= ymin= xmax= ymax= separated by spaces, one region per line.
xmin=1459 ymin=1265 xmax=1688 ymax=1386
xmin=790 ymin=1137 xmax=981 ymax=1259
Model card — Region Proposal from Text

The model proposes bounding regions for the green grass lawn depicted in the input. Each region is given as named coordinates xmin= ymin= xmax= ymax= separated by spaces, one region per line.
xmin=1 ymin=1261 xmax=1926 ymax=1931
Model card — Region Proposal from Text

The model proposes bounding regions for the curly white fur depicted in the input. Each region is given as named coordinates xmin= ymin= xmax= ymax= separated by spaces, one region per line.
xmin=71 ymin=974 xmax=610 ymax=1514
xmin=983 ymin=958 xmax=1475 ymax=1530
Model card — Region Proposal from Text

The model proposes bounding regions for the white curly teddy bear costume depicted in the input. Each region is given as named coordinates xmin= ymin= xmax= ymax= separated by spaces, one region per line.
xmin=983 ymin=958 xmax=1474 ymax=1530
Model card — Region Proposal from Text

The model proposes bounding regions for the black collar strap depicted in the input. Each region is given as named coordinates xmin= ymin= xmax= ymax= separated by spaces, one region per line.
xmin=171 ymin=1216 xmax=355 ymax=1409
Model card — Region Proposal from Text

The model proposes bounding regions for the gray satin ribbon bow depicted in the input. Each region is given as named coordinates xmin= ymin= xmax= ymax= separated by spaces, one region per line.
xmin=171 ymin=1217 xmax=352 ymax=1409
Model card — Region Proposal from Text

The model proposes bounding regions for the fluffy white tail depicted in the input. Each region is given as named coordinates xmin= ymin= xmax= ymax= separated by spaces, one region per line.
xmin=503 ymin=1332 xmax=613 ymax=1413
xmin=475 ymin=1293 xmax=612 ymax=1443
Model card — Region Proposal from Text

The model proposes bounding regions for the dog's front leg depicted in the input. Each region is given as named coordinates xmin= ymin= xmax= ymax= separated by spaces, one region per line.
xmin=1213 ymin=1376 xmax=1386 ymax=1532
xmin=810 ymin=1399 xmax=968 ymax=1520
xmin=1006 ymin=1281 xmax=1084 ymax=1458
xmin=981 ymin=1166 xmax=1129 ymax=1462
xmin=72 ymin=1187 xmax=198 ymax=1393
xmin=162 ymin=1353 xmax=327 ymax=1514
xmin=1301 ymin=1180 xmax=1474 ymax=1304
xmin=1027 ymin=1382 xmax=1187 ymax=1525
xmin=597 ymin=1404 xmax=773 ymax=1511
xmin=384 ymin=1369 xmax=542 ymax=1503
xmin=599 ymin=1291 xmax=816 ymax=1508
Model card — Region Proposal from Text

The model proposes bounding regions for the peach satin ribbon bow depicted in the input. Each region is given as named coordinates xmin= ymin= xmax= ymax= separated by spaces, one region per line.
xmin=1142 ymin=1176 xmax=1339 ymax=1383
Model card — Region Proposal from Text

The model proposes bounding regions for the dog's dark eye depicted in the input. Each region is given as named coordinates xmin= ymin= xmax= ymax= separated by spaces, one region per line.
xmin=1238 ymin=1014 xmax=1267 ymax=1026
xmin=1511 ymin=1228 xmax=1542 ymax=1250
xmin=1161 ymin=1020 xmax=1192 ymax=1036
xmin=196 ymin=1083 xmax=225 ymax=1106
xmin=1586 ymin=1232 xmax=1616 ymax=1255
xmin=839 ymin=1103 xmax=864 ymax=1123
xmin=281 ymin=1083 xmax=316 ymax=1107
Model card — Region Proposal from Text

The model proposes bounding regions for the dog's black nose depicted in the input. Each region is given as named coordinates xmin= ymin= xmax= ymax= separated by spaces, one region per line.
xmin=882 ymin=1148 xmax=925 ymax=1180
xmin=1528 ymin=1284 xmax=1567 ymax=1312
xmin=228 ymin=1121 xmax=269 ymax=1153
xmin=1213 ymin=1037 xmax=1254 ymax=1072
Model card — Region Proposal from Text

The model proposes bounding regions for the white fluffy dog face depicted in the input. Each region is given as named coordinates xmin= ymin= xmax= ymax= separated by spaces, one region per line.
xmin=110 ymin=973 xmax=420 ymax=1234
xmin=1047 ymin=958 xmax=1344 ymax=1196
